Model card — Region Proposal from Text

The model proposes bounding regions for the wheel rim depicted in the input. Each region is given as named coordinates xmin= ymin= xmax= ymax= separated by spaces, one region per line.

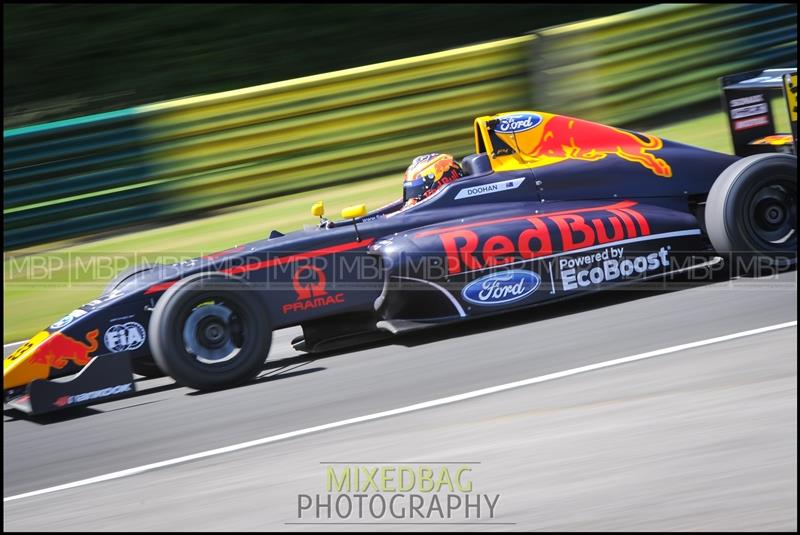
xmin=741 ymin=180 xmax=797 ymax=250
xmin=181 ymin=302 xmax=244 ymax=364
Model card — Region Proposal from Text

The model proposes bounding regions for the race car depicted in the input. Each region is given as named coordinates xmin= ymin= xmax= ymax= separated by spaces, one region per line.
xmin=4 ymin=107 xmax=797 ymax=415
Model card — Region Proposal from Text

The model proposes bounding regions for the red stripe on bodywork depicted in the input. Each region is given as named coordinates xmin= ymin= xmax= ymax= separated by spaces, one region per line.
xmin=414 ymin=200 xmax=639 ymax=238
xmin=144 ymin=281 xmax=176 ymax=295
xmin=143 ymin=238 xmax=375 ymax=295
xmin=203 ymin=245 xmax=246 ymax=260
xmin=222 ymin=238 xmax=375 ymax=275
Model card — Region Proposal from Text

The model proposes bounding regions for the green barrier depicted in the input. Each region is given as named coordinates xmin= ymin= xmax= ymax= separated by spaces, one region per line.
xmin=530 ymin=3 xmax=797 ymax=124
xmin=3 ymin=36 xmax=532 ymax=249
xmin=3 ymin=4 xmax=797 ymax=250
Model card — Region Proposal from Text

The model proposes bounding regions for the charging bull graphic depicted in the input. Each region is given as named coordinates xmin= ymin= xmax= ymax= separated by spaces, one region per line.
xmin=4 ymin=329 xmax=100 ymax=389
xmin=493 ymin=113 xmax=673 ymax=177
xmin=29 ymin=329 xmax=100 ymax=368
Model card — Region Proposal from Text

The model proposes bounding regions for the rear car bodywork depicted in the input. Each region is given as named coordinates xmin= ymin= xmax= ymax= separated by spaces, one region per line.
xmin=720 ymin=67 xmax=797 ymax=156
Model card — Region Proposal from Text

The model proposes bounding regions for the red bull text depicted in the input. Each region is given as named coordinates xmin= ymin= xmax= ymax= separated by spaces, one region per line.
xmin=429 ymin=201 xmax=651 ymax=274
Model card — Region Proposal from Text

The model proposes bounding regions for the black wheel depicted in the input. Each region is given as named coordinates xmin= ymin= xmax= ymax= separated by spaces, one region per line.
xmin=148 ymin=272 xmax=271 ymax=390
xmin=132 ymin=357 xmax=166 ymax=378
xmin=705 ymin=153 xmax=797 ymax=275
xmin=104 ymin=264 xmax=154 ymax=295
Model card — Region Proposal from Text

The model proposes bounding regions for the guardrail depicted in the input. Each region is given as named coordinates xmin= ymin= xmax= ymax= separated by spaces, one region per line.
xmin=3 ymin=36 xmax=532 ymax=249
xmin=4 ymin=3 xmax=797 ymax=249
xmin=530 ymin=3 xmax=797 ymax=124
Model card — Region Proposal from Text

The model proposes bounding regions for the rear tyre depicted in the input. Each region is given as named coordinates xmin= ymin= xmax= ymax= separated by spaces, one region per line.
xmin=705 ymin=153 xmax=796 ymax=276
xmin=149 ymin=272 xmax=271 ymax=390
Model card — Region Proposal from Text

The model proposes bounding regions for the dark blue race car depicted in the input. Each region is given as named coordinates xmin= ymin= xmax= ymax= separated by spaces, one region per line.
xmin=4 ymin=104 xmax=797 ymax=415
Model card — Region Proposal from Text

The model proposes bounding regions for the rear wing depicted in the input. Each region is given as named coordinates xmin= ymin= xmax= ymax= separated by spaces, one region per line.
xmin=720 ymin=67 xmax=797 ymax=157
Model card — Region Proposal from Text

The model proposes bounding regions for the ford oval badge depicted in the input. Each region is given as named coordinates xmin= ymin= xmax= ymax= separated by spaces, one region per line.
xmin=495 ymin=113 xmax=542 ymax=134
xmin=461 ymin=270 xmax=541 ymax=306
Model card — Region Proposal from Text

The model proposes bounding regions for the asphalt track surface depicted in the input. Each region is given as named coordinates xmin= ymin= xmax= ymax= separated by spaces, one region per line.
xmin=3 ymin=269 xmax=797 ymax=531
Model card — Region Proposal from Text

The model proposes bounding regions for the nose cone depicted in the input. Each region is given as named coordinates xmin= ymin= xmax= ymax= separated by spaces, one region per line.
xmin=3 ymin=331 xmax=52 ymax=390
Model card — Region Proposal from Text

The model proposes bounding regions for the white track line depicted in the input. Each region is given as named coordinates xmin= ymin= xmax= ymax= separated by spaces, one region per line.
xmin=4 ymin=320 xmax=796 ymax=503
xmin=4 ymin=341 xmax=24 ymax=349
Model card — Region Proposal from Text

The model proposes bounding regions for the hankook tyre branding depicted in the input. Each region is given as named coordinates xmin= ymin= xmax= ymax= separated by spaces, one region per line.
xmin=462 ymin=270 xmax=540 ymax=306
xmin=559 ymin=246 xmax=671 ymax=291
xmin=53 ymin=382 xmax=133 ymax=407
xmin=104 ymin=322 xmax=146 ymax=352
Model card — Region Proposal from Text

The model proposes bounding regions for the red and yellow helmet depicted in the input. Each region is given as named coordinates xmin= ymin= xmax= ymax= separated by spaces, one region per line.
xmin=402 ymin=153 xmax=463 ymax=206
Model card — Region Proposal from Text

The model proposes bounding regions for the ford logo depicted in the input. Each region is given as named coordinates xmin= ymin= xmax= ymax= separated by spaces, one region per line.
xmin=461 ymin=270 xmax=541 ymax=306
xmin=495 ymin=113 xmax=542 ymax=134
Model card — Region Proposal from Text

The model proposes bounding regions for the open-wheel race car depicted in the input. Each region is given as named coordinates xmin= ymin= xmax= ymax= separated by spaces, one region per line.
xmin=4 ymin=86 xmax=797 ymax=414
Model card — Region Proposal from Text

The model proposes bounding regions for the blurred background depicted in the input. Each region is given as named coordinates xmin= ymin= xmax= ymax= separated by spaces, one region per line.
xmin=2 ymin=3 xmax=797 ymax=341
xmin=3 ymin=4 xmax=635 ymax=127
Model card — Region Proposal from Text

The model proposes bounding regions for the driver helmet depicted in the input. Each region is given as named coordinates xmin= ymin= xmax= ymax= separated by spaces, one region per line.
xmin=402 ymin=153 xmax=463 ymax=207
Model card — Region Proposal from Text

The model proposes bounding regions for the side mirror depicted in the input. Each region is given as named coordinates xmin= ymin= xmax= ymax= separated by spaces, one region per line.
xmin=341 ymin=204 xmax=367 ymax=241
xmin=311 ymin=201 xmax=325 ymax=217
xmin=341 ymin=204 xmax=366 ymax=220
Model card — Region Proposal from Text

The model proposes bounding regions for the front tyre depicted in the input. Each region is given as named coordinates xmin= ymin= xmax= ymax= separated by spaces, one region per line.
xmin=705 ymin=153 xmax=796 ymax=275
xmin=149 ymin=272 xmax=271 ymax=390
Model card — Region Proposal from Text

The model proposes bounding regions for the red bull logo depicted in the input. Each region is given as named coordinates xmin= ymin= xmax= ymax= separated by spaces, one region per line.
xmin=425 ymin=201 xmax=651 ymax=275
xmin=493 ymin=113 xmax=672 ymax=177
xmin=282 ymin=265 xmax=345 ymax=314
xmin=4 ymin=329 xmax=101 ymax=389
xmin=28 ymin=329 xmax=100 ymax=369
